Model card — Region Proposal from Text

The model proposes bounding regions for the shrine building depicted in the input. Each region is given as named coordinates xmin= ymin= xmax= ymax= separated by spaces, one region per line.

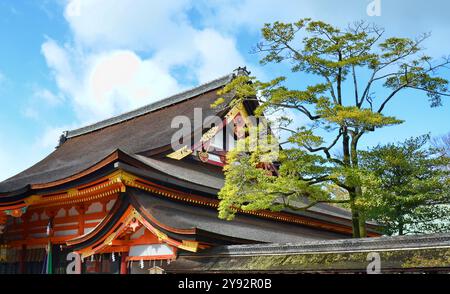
xmin=0 ymin=68 xmax=379 ymax=274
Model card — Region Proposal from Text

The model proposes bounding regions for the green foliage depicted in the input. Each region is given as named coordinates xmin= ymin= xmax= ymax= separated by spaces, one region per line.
xmin=359 ymin=136 xmax=450 ymax=235
xmin=317 ymin=104 xmax=403 ymax=129
xmin=218 ymin=140 xmax=332 ymax=220
xmin=216 ymin=18 xmax=450 ymax=237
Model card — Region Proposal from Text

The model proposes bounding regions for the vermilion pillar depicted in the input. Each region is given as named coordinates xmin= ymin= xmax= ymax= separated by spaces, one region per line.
xmin=120 ymin=252 xmax=128 ymax=274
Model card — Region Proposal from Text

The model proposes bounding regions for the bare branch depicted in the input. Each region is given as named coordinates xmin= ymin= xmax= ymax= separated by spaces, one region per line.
xmin=360 ymin=33 xmax=431 ymax=108
xmin=378 ymin=58 xmax=450 ymax=113
xmin=303 ymin=129 xmax=344 ymax=165
xmin=352 ymin=65 xmax=359 ymax=106
xmin=284 ymin=199 xmax=351 ymax=211
xmin=407 ymin=86 xmax=450 ymax=97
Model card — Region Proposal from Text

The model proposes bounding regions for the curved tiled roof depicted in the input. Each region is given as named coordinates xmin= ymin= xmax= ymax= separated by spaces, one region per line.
xmin=115 ymin=154 xmax=366 ymax=230
xmin=130 ymin=188 xmax=349 ymax=243
xmin=131 ymin=154 xmax=225 ymax=190
xmin=66 ymin=73 xmax=234 ymax=139
xmin=0 ymin=67 xmax=372 ymax=235
xmin=0 ymin=74 xmax=234 ymax=193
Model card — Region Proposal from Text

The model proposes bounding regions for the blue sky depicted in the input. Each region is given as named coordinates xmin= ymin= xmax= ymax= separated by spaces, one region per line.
xmin=0 ymin=0 xmax=449 ymax=181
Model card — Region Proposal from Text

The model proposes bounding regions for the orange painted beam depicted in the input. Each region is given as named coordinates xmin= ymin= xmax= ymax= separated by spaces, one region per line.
xmin=8 ymin=235 xmax=79 ymax=247
xmin=6 ymin=221 xmax=100 ymax=236
xmin=10 ymin=212 xmax=106 ymax=230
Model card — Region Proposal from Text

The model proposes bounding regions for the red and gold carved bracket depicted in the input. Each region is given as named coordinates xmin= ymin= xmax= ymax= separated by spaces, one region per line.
xmin=74 ymin=207 xmax=197 ymax=260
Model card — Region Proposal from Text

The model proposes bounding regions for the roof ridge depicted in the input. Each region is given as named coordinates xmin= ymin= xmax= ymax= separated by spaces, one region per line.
xmin=191 ymin=232 xmax=450 ymax=256
xmin=63 ymin=70 xmax=244 ymax=140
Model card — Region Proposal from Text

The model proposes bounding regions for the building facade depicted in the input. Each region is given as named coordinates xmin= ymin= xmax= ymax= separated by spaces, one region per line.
xmin=0 ymin=68 xmax=379 ymax=274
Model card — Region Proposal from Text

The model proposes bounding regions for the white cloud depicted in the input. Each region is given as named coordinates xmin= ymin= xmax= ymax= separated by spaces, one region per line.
xmin=41 ymin=41 xmax=185 ymax=123
xmin=191 ymin=29 xmax=246 ymax=83
xmin=80 ymin=50 xmax=182 ymax=122
xmin=33 ymin=88 xmax=64 ymax=106
xmin=36 ymin=0 xmax=450 ymax=138
xmin=199 ymin=0 xmax=450 ymax=58
xmin=39 ymin=0 xmax=253 ymax=125
xmin=64 ymin=0 xmax=192 ymax=51
xmin=41 ymin=39 xmax=80 ymax=96
xmin=3 ymin=0 xmax=449 ymax=185
xmin=21 ymin=86 xmax=64 ymax=121
xmin=194 ymin=0 xmax=315 ymax=32
xmin=35 ymin=125 xmax=70 ymax=149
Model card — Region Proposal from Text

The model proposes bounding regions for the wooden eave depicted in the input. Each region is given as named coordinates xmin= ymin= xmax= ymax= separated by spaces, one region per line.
xmin=2 ymin=167 xmax=376 ymax=238
xmin=66 ymin=194 xmax=200 ymax=258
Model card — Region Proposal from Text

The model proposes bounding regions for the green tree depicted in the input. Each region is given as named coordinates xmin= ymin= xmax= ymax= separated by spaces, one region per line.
xmin=360 ymin=135 xmax=450 ymax=236
xmin=215 ymin=19 xmax=450 ymax=237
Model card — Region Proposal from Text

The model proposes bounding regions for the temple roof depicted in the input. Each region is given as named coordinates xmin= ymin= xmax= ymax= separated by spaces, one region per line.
xmin=115 ymin=155 xmax=379 ymax=234
xmin=164 ymin=232 xmax=450 ymax=273
xmin=68 ymin=187 xmax=351 ymax=253
xmin=65 ymin=73 xmax=234 ymax=139
xmin=185 ymin=232 xmax=450 ymax=256
xmin=123 ymin=155 xmax=360 ymax=224
xmin=0 ymin=68 xmax=373 ymax=236
xmin=130 ymin=154 xmax=225 ymax=190
xmin=129 ymin=188 xmax=349 ymax=243
xmin=0 ymin=73 xmax=234 ymax=193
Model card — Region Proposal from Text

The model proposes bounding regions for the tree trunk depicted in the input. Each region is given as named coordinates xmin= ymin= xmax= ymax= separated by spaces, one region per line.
xmin=355 ymin=186 xmax=367 ymax=237
xmin=349 ymin=191 xmax=361 ymax=238
xmin=358 ymin=213 xmax=367 ymax=237
xmin=349 ymin=132 xmax=367 ymax=238
xmin=351 ymin=206 xmax=361 ymax=238
xmin=398 ymin=217 xmax=404 ymax=235
xmin=343 ymin=130 xmax=362 ymax=237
